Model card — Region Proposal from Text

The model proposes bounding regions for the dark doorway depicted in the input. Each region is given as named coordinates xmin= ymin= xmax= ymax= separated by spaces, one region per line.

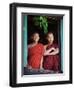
xmin=27 ymin=15 xmax=63 ymax=73
xmin=22 ymin=14 xmax=63 ymax=75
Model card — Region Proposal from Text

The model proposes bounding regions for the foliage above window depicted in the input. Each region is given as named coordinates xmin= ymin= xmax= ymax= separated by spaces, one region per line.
xmin=33 ymin=16 xmax=48 ymax=34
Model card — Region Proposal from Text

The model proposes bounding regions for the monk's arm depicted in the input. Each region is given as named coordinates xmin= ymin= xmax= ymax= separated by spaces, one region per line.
xmin=44 ymin=47 xmax=55 ymax=56
xmin=48 ymin=48 xmax=59 ymax=55
xmin=40 ymin=56 xmax=43 ymax=69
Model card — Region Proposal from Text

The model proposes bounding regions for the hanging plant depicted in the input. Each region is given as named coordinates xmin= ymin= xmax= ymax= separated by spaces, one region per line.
xmin=33 ymin=16 xmax=48 ymax=34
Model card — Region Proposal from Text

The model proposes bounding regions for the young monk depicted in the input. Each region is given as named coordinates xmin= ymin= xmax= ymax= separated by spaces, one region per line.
xmin=43 ymin=32 xmax=60 ymax=72
xmin=27 ymin=32 xmax=44 ymax=70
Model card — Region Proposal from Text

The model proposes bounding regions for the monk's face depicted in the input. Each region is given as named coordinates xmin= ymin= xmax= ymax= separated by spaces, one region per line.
xmin=32 ymin=33 xmax=40 ymax=42
xmin=47 ymin=33 xmax=54 ymax=44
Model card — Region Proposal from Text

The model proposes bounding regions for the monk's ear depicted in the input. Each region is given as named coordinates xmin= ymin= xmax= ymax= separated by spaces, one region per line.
xmin=39 ymin=36 xmax=40 ymax=39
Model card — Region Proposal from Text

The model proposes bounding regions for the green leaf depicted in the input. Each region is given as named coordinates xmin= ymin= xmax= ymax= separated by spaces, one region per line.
xmin=33 ymin=16 xmax=48 ymax=34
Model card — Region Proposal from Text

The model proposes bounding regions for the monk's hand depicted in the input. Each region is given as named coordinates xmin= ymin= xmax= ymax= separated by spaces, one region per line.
xmin=50 ymin=47 xmax=56 ymax=51
xmin=47 ymin=47 xmax=55 ymax=53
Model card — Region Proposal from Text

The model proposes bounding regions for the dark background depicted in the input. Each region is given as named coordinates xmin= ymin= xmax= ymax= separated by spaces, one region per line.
xmin=27 ymin=15 xmax=62 ymax=45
